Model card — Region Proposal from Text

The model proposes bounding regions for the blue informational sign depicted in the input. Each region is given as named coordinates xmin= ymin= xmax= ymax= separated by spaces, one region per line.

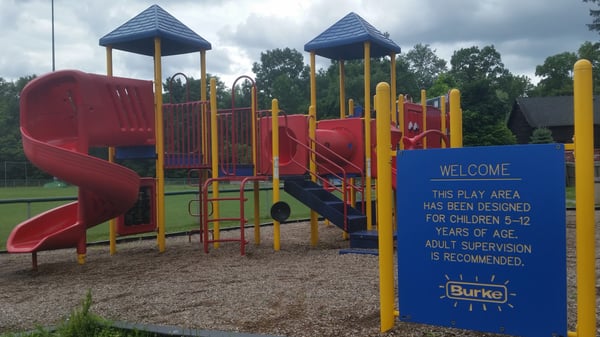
xmin=396 ymin=144 xmax=566 ymax=337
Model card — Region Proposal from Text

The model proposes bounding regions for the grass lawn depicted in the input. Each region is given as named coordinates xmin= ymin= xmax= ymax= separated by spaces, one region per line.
xmin=0 ymin=184 xmax=577 ymax=250
xmin=0 ymin=184 xmax=309 ymax=250
xmin=566 ymin=186 xmax=575 ymax=208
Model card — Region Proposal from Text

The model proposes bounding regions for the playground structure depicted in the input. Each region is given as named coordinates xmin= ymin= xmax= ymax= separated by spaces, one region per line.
xmin=7 ymin=8 xmax=454 ymax=262
xmin=5 ymin=5 xmax=596 ymax=337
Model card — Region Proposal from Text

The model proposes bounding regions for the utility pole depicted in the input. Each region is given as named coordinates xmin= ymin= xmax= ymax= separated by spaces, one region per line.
xmin=52 ymin=0 xmax=55 ymax=71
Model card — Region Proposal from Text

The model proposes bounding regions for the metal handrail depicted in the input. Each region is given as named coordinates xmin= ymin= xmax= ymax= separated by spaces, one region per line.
xmin=276 ymin=113 xmax=367 ymax=231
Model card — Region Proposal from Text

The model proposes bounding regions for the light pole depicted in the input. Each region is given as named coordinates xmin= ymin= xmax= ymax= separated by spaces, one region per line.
xmin=51 ymin=0 xmax=55 ymax=71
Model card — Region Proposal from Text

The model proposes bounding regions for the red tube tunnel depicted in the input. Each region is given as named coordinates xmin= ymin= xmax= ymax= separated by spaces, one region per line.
xmin=259 ymin=115 xmax=401 ymax=178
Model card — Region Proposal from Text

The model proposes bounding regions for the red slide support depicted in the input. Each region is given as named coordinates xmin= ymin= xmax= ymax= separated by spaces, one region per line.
xmin=7 ymin=70 xmax=155 ymax=259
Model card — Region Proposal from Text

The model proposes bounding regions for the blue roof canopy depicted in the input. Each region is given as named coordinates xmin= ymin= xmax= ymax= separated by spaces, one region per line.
xmin=304 ymin=12 xmax=400 ymax=60
xmin=99 ymin=4 xmax=211 ymax=56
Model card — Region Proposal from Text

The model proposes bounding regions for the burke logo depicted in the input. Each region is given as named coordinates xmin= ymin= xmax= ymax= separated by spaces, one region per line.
xmin=446 ymin=281 xmax=507 ymax=304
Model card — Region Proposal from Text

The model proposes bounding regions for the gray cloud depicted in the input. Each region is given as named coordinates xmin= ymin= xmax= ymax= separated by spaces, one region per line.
xmin=0 ymin=0 xmax=597 ymax=87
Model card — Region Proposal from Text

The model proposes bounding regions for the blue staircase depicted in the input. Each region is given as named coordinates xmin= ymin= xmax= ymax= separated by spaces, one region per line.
xmin=283 ymin=179 xmax=367 ymax=233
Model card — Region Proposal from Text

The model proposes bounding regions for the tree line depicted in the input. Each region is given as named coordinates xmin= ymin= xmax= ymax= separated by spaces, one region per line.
xmin=1 ymin=41 xmax=598 ymax=182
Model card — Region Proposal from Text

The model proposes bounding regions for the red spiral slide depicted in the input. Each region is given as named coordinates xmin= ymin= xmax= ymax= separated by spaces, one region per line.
xmin=7 ymin=70 xmax=155 ymax=258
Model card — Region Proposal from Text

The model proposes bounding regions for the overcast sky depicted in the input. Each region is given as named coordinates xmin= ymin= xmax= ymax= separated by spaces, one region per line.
xmin=0 ymin=0 xmax=598 ymax=87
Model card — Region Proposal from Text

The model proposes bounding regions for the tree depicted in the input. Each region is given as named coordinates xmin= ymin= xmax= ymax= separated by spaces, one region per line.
xmin=0 ymin=75 xmax=51 ymax=181
xmin=427 ymin=73 xmax=457 ymax=98
xmin=315 ymin=62 xmax=344 ymax=119
xmin=449 ymin=45 xmax=522 ymax=146
xmin=583 ymin=0 xmax=600 ymax=32
xmin=533 ymin=52 xmax=578 ymax=96
xmin=313 ymin=55 xmax=409 ymax=119
xmin=163 ymin=73 xmax=230 ymax=107
xmin=394 ymin=54 xmax=420 ymax=99
xmin=450 ymin=46 xmax=508 ymax=86
xmin=251 ymin=48 xmax=310 ymax=114
xmin=532 ymin=41 xmax=600 ymax=96
xmin=575 ymin=41 xmax=600 ymax=93
xmin=529 ymin=127 xmax=554 ymax=144
xmin=404 ymin=43 xmax=448 ymax=90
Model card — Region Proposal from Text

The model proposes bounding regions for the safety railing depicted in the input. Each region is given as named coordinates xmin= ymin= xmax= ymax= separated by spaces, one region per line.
xmin=217 ymin=106 xmax=255 ymax=176
xmin=278 ymin=112 xmax=366 ymax=231
xmin=200 ymin=175 xmax=268 ymax=255
xmin=163 ymin=100 xmax=210 ymax=169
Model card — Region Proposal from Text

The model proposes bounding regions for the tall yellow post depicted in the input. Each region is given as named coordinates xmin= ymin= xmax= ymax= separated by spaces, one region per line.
xmin=421 ymin=89 xmax=427 ymax=148
xmin=398 ymin=94 xmax=404 ymax=149
xmin=105 ymin=46 xmax=118 ymax=256
xmin=251 ymin=86 xmax=261 ymax=245
xmin=309 ymin=52 xmax=319 ymax=244
xmin=339 ymin=61 xmax=346 ymax=118
xmin=271 ymin=99 xmax=281 ymax=251
xmin=209 ymin=78 xmax=220 ymax=248
xmin=309 ymin=52 xmax=317 ymax=121
xmin=200 ymin=50 xmax=207 ymax=102
xmin=309 ymin=105 xmax=318 ymax=246
xmin=338 ymin=60 xmax=347 ymax=236
xmin=375 ymin=82 xmax=395 ymax=332
xmin=201 ymin=51 xmax=210 ymax=163
xmin=440 ymin=95 xmax=447 ymax=148
xmin=364 ymin=41 xmax=373 ymax=230
xmin=347 ymin=97 xmax=357 ymax=228
xmin=449 ymin=89 xmax=462 ymax=148
xmin=390 ymin=53 xmax=397 ymax=124
xmin=573 ymin=59 xmax=597 ymax=337
xmin=154 ymin=37 xmax=166 ymax=252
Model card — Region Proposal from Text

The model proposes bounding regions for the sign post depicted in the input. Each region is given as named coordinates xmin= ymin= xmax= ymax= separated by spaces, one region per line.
xmin=396 ymin=144 xmax=566 ymax=337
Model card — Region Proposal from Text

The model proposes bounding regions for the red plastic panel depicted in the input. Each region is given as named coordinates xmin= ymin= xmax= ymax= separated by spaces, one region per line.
xmin=315 ymin=118 xmax=364 ymax=175
xmin=400 ymin=102 xmax=448 ymax=149
xmin=258 ymin=114 xmax=309 ymax=176
xmin=20 ymin=70 xmax=155 ymax=149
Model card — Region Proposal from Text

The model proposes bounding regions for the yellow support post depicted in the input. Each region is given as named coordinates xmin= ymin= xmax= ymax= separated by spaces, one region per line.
xmin=375 ymin=82 xmax=395 ymax=332
xmin=346 ymin=98 xmax=357 ymax=234
xmin=449 ymin=89 xmax=462 ymax=148
xmin=339 ymin=61 xmax=346 ymax=118
xmin=201 ymin=51 xmax=210 ymax=164
xmin=364 ymin=41 xmax=373 ymax=231
xmin=251 ymin=86 xmax=261 ymax=245
xmin=337 ymin=61 xmax=346 ymax=235
xmin=310 ymin=52 xmax=317 ymax=112
xmin=153 ymin=37 xmax=166 ymax=253
xmin=398 ymin=94 xmax=404 ymax=150
xmin=209 ymin=78 xmax=220 ymax=248
xmin=271 ymin=99 xmax=281 ymax=251
xmin=105 ymin=46 xmax=118 ymax=256
xmin=440 ymin=95 xmax=447 ymax=148
xmin=390 ymin=53 xmax=397 ymax=124
xmin=347 ymin=98 xmax=357 ymax=209
xmin=309 ymin=52 xmax=319 ymax=244
xmin=421 ymin=89 xmax=427 ymax=148
xmin=199 ymin=51 xmax=210 ymax=244
xmin=309 ymin=105 xmax=319 ymax=246
xmin=200 ymin=50 xmax=207 ymax=102
xmin=573 ymin=59 xmax=597 ymax=337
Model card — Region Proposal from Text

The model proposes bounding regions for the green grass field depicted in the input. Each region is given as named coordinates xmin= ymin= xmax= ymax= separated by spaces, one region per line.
xmin=0 ymin=184 xmax=578 ymax=250
xmin=0 ymin=184 xmax=310 ymax=250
